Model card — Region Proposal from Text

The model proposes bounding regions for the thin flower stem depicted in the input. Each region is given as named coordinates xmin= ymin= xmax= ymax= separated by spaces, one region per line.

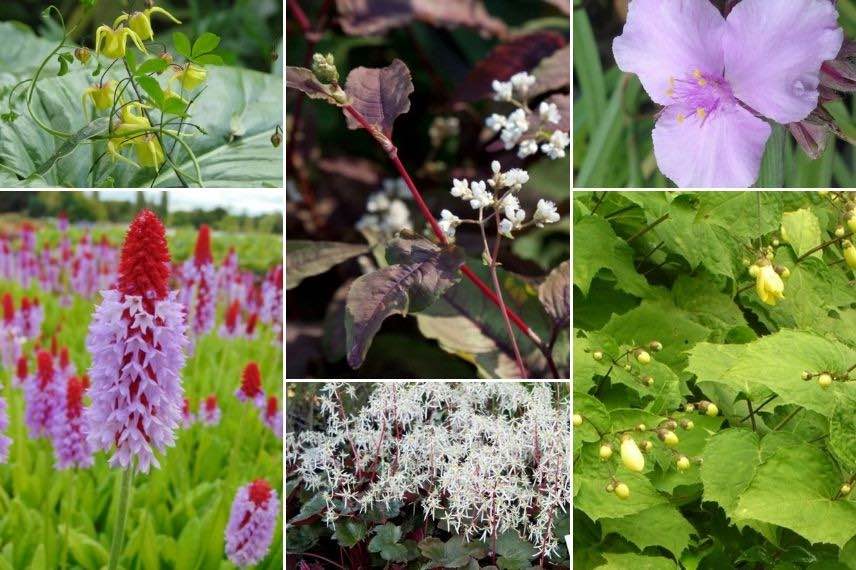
xmin=772 ymin=407 xmax=802 ymax=431
xmin=740 ymin=394 xmax=777 ymax=422
xmin=107 ymin=467 xmax=134 ymax=570
xmin=287 ymin=0 xmax=311 ymax=33
xmin=626 ymin=213 xmax=670 ymax=244
xmin=746 ymin=399 xmax=757 ymax=432
xmin=796 ymin=233 xmax=850 ymax=262
xmin=340 ymin=103 xmax=559 ymax=376
xmin=479 ymin=208 xmax=527 ymax=378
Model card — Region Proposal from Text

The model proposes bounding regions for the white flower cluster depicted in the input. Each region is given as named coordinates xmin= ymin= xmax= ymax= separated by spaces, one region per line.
xmin=287 ymin=382 xmax=571 ymax=560
xmin=356 ymin=178 xmax=412 ymax=236
xmin=442 ymin=161 xmax=560 ymax=239
xmin=487 ymin=72 xmax=569 ymax=160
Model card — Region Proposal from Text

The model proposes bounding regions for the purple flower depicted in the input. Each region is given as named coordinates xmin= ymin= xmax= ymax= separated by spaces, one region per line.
xmin=263 ymin=396 xmax=282 ymax=439
xmin=181 ymin=398 xmax=195 ymax=428
xmin=51 ymin=375 xmax=94 ymax=470
xmin=84 ymin=210 xmax=188 ymax=474
xmin=613 ymin=0 xmax=843 ymax=187
xmin=200 ymin=394 xmax=221 ymax=426
xmin=181 ymin=225 xmax=217 ymax=338
xmin=24 ymin=350 xmax=59 ymax=439
xmin=225 ymin=479 xmax=280 ymax=567
xmin=0 ymin=395 xmax=10 ymax=463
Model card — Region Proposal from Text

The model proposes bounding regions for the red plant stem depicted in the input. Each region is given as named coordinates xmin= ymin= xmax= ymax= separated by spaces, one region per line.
xmin=287 ymin=0 xmax=311 ymax=33
xmin=341 ymin=103 xmax=544 ymax=347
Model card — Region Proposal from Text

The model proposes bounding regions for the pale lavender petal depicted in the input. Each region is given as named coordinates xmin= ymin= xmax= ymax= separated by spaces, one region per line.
xmin=724 ymin=0 xmax=843 ymax=124
xmin=613 ymin=0 xmax=726 ymax=105
xmin=652 ymin=104 xmax=771 ymax=187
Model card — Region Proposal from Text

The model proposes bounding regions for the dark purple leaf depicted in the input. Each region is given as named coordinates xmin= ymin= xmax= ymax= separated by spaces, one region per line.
xmin=455 ymin=32 xmax=567 ymax=102
xmin=345 ymin=238 xmax=464 ymax=369
xmin=530 ymin=45 xmax=570 ymax=98
xmin=335 ymin=0 xmax=506 ymax=37
xmin=542 ymin=0 xmax=570 ymax=15
xmin=286 ymin=240 xmax=369 ymax=290
xmin=538 ymin=260 xmax=569 ymax=328
xmin=411 ymin=0 xmax=506 ymax=38
xmin=286 ymin=66 xmax=340 ymax=103
xmin=344 ymin=59 xmax=414 ymax=137
xmin=788 ymin=114 xmax=831 ymax=160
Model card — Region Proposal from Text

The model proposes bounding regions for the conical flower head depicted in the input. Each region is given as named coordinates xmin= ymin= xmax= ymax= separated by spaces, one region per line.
xmin=0 ymin=396 xmax=9 ymax=463
xmin=24 ymin=350 xmax=58 ymax=438
xmin=194 ymin=225 xmax=213 ymax=266
xmin=52 ymin=375 xmax=94 ymax=470
xmin=85 ymin=209 xmax=188 ymax=473
xmin=236 ymin=362 xmax=264 ymax=406
xmin=15 ymin=356 xmax=27 ymax=386
xmin=201 ymin=394 xmax=221 ymax=426
xmin=264 ymin=396 xmax=282 ymax=439
xmin=225 ymin=479 xmax=280 ymax=568
xmin=1 ymin=293 xmax=14 ymax=325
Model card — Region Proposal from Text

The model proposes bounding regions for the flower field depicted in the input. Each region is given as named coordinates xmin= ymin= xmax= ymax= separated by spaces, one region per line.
xmin=0 ymin=207 xmax=283 ymax=569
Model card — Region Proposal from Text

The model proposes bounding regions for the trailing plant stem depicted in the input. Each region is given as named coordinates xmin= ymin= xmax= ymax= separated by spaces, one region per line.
xmin=107 ymin=467 xmax=134 ymax=570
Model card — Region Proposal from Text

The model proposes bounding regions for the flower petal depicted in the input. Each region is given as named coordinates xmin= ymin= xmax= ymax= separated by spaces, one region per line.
xmin=613 ymin=0 xmax=725 ymax=105
xmin=652 ymin=104 xmax=771 ymax=187
xmin=724 ymin=0 xmax=843 ymax=124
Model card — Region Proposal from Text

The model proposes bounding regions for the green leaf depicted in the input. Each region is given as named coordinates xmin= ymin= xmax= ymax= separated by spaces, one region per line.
xmin=735 ymin=443 xmax=856 ymax=547
xmin=162 ymin=97 xmax=189 ymax=117
xmin=333 ymin=520 xmax=367 ymax=548
xmin=285 ymin=241 xmax=369 ymax=290
xmin=781 ymin=208 xmax=822 ymax=259
xmin=136 ymin=58 xmax=170 ymax=76
xmin=600 ymin=504 xmax=694 ymax=559
xmin=829 ymin=390 xmax=856 ymax=471
xmin=494 ymin=530 xmax=535 ymax=569
xmin=173 ymin=32 xmax=191 ymax=58
xmin=700 ymin=428 xmax=762 ymax=518
xmin=368 ymin=523 xmax=408 ymax=562
xmin=34 ymin=117 xmax=109 ymax=177
xmin=194 ymin=53 xmax=224 ymax=66
xmin=418 ymin=535 xmax=487 ymax=568
xmin=573 ymin=215 xmax=651 ymax=298
xmin=572 ymin=10 xmax=606 ymax=127
xmin=135 ymin=75 xmax=165 ymax=107
xmin=595 ymin=552 xmax=677 ymax=569
xmin=192 ymin=32 xmax=221 ymax=57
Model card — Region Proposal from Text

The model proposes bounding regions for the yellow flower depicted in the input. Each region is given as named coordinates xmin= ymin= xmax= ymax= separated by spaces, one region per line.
xmin=844 ymin=240 xmax=856 ymax=269
xmin=755 ymin=262 xmax=785 ymax=306
xmin=82 ymin=81 xmax=115 ymax=111
xmin=108 ymin=103 xmax=152 ymax=162
xmin=620 ymin=436 xmax=644 ymax=472
xmin=114 ymin=7 xmax=181 ymax=42
xmin=134 ymin=134 xmax=165 ymax=168
xmin=95 ymin=25 xmax=147 ymax=59
xmin=174 ymin=63 xmax=207 ymax=91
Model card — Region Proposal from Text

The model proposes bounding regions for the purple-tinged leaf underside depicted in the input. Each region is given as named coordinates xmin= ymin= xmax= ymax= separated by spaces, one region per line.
xmin=344 ymin=59 xmax=414 ymax=137
xmin=539 ymin=260 xmax=570 ymax=328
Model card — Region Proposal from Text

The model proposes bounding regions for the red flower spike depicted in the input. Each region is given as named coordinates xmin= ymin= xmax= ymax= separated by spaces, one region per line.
xmin=66 ymin=376 xmax=85 ymax=419
xmin=59 ymin=346 xmax=70 ymax=370
xmin=194 ymin=224 xmax=213 ymax=266
xmin=2 ymin=293 xmax=14 ymax=324
xmin=248 ymin=479 xmax=272 ymax=508
xmin=21 ymin=296 xmax=31 ymax=312
xmin=118 ymin=210 xmax=171 ymax=300
xmin=225 ymin=300 xmax=240 ymax=330
xmin=241 ymin=362 xmax=262 ymax=397
xmin=205 ymin=394 xmax=217 ymax=411
xmin=245 ymin=313 xmax=258 ymax=335
xmin=80 ymin=373 xmax=90 ymax=390
xmin=266 ymin=395 xmax=278 ymax=419
xmin=36 ymin=350 xmax=54 ymax=389
xmin=16 ymin=356 xmax=27 ymax=380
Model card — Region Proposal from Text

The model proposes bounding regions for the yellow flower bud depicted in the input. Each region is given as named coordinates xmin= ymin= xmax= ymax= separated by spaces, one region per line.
xmin=95 ymin=25 xmax=147 ymax=59
xmin=755 ymin=262 xmax=785 ymax=306
xmin=614 ymin=483 xmax=630 ymax=500
xmin=572 ymin=414 xmax=583 ymax=427
xmin=134 ymin=133 xmax=165 ymax=168
xmin=818 ymin=373 xmax=833 ymax=388
xmin=620 ymin=436 xmax=645 ymax=472
xmin=636 ymin=350 xmax=651 ymax=364
xmin=599 ymin=444 xmax=613 ymax=460
xmin=844 ymin=241 xmax=856 ymax=270
xmin=706 ymin=404 xmax=719 ymax=417
xmin=114 ymin=7 xmax=181 ymax=41
xmin=676 ymin=456 xmax=691 ymax=471
xmin=847 ymin=214 xmax=856 ymax=234
xmin=82 ymin=81 xmax=116 ymax=111
xmin=175 ymin=63 xmax=207 ymax=90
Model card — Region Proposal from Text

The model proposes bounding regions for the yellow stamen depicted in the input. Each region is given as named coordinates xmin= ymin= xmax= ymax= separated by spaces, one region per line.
xmin=696 ymin=107 xmax=707 ymax=119
xmin=676 ymin=113 xmax=685 ymax=124
xmin=666 ymin=88 xmax=674 ymax=98
xmin=693 ymin=69 xmax=703 ymax=79
xmin=697 ymin=78 xmax=707 ymax=86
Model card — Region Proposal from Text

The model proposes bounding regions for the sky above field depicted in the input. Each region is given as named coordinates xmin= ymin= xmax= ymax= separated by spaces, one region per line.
xmin=87 ymin=191 xmax=283 ymax=214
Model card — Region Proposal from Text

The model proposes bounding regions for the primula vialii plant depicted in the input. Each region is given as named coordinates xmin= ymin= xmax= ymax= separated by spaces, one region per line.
xmin=613 ymin=0 xmax=845 ymax=187
xmin=1 ymin=4 xmax=226 ymax=187
xmin=85 ymin=209 xmax=188 ymax=570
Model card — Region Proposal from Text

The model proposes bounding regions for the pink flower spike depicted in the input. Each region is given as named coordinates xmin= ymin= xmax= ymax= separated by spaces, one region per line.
xmin=264 ymin=396 xmax=282 ymax=439
xmin=0 ymin=395 xmax=10 ymax=463
xmin=24 ymin=350 xmax=58 ymax=439
xmin=84 ymin=210 xmax=189 ymax=474
xmin=225 ymin=479 xmax=280 ymax=567
xmin=613 ymin=0 xmax=843 ymax=187
xmin=51 ymin=375 xmax=94 ymax=470
xmin=201 ymin=394 xmax=221 ymax=426
xmin=236 ymin=362 xmax=265 ymax=407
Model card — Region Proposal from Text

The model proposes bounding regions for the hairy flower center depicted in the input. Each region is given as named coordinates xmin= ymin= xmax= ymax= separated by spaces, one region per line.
xmin=667 ymin=69 xmax=736 ymax=123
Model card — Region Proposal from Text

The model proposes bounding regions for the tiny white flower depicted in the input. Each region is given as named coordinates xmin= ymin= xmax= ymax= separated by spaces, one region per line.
xmin=485 ymin=113 xmax=507 ymax=132
xmin=491 ymin=160 xmax=501 ymax=174
xmin=451 ymin=178 xmax=471 ymax=199
xmin=533 ymin=199 xmax=560 ymax=227
xmin=508 ymin=109 xmax=529 ymax=130
xmin=538 ymin=101 xmax=561 ymax=124
xmin=387 ymin=200 xmax=412 ymax=232
xmin=540 ymin=130 xmax=570 ymax=160
xmin=501 ymin=168 xmax=529 ymax=190
xmin=498 ymin=218 xmax=514 ymax=237
xmin=509 ymin=71 xmax=536 ymax=96
xmin=491 ymin=79 xmax=513 ymax=102
xmin=517 ymin=139 xmax=538 ymax=158
xmin=438 ymin=209 xmax=461 ymax=238
xmin=469 ymin=181 xmax=494 ymax=209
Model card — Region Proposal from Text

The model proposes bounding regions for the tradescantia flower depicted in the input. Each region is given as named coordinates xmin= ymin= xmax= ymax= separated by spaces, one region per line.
xmin=114 ymin=6 xmax=181 ymax=42
xmin=174 ymin=63 xmax=207 ymax=91
xmin=613 ymin=0 xmax=843 ymax=187
xmin=95 ymin=25 xmax=147 ymax=59
xmin=82 ymin=81 xmax=116 ymax=112
xmin=225 ymin=479 xmax=280 ymax=568
xmin=85 ymin=210 xmax=188 ymax=473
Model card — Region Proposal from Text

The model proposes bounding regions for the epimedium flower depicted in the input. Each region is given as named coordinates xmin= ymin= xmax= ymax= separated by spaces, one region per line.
xmin=613 ymin=0 xmax=843 ymax=187
xmin=225 ymin=479 xmax=280 ymax=568
xmin=114 ymin=6 xmax=181 ymax=42
xmin=95 ymin=24 xmax=147 ymax=60
xmin=133 ymin=133 xmax=166 ymax=169
xmin=84 ymin=209 xmax=188 ymax=473
xmin=82 ymin=81 xmax=116 ymax=112
xmin=174 ymin=63 xmax=207 ymax=91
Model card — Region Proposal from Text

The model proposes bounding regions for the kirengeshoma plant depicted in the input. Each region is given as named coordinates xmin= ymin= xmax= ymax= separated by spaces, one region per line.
xmin=0 ymin=3 xmax=283 ymax=187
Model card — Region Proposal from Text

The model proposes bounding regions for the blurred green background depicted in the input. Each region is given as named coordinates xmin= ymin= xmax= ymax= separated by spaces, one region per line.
xmin=573 ymin=0 xmax=856 ymax=188
xmin=1 ymin=0 xmax=282 ymax=72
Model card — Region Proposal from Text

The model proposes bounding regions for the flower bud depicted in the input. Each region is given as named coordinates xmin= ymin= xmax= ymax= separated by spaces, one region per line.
xmin=748 ymin=264 xmax=760 ymax=277
xmin=620 ymin=436 xmax=645 ymax=472
xmin=639 ymin=440 xmax=653 ymax=453
xmin=835 ymin=226 xmax=846 ymax=238
xmin=771 ymin=238 xmax=780 ymax=247
xmin=624 ymin=364 xmax=632 ymax=371
xmin=774 ymin=265 xmax=790 ymax=279
xmin=676 ymin=456 xmax=691 ymax=471
xmin=635 ymin=424 xmax=646 ymax=432
xmin=271 ymin=131 xmax=282 ymax=148
xmin=684 ymin=403 xmax=694 ymax=412
xmin=74 ymin=47 xmax=91 ymax=64
xmin=847 ymin=214 xmax=856 ymax=234
xmin=592 ymin=350 xmax=604 ymax=361
xmin=312 ymin=52 xmax=339 ymax=84
xmin=658 ymin=429 xmax=679 ymax=447
xmin=641 ymin=375 xmax=654 ymax=387
xmin=614 ymin=482 xmax=630 ymax=500
xmin=662 ymin=419 xmax=677 ymax=431
xmin=175 ymin=63 xmax=207 ymax=91
xmin=842 ymin=484 xmax=852 ymax=496
xmin=706 ymin=404 xmax=719 ymax=417
xmin=844 ymin=240 xmax=856 ymax=270
xmin=818 ymin=373 xmax=833 ymax=388
xmin=572 ymin=414 xmax=583 ymax=427
xmin=648 ymin=341 xmax=663 ymax=352
xmin=679 ymin=419 xmax=694 ymax=430
xmin=801 ymin=371 xmax=812 ymax=381
xmin=635 ymin=350 xmax=651 ymax=364
xmin=605 ymin=482 xmax=615 ymax=493
xmin=599 ymin=444 xmax=613 ymax=460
